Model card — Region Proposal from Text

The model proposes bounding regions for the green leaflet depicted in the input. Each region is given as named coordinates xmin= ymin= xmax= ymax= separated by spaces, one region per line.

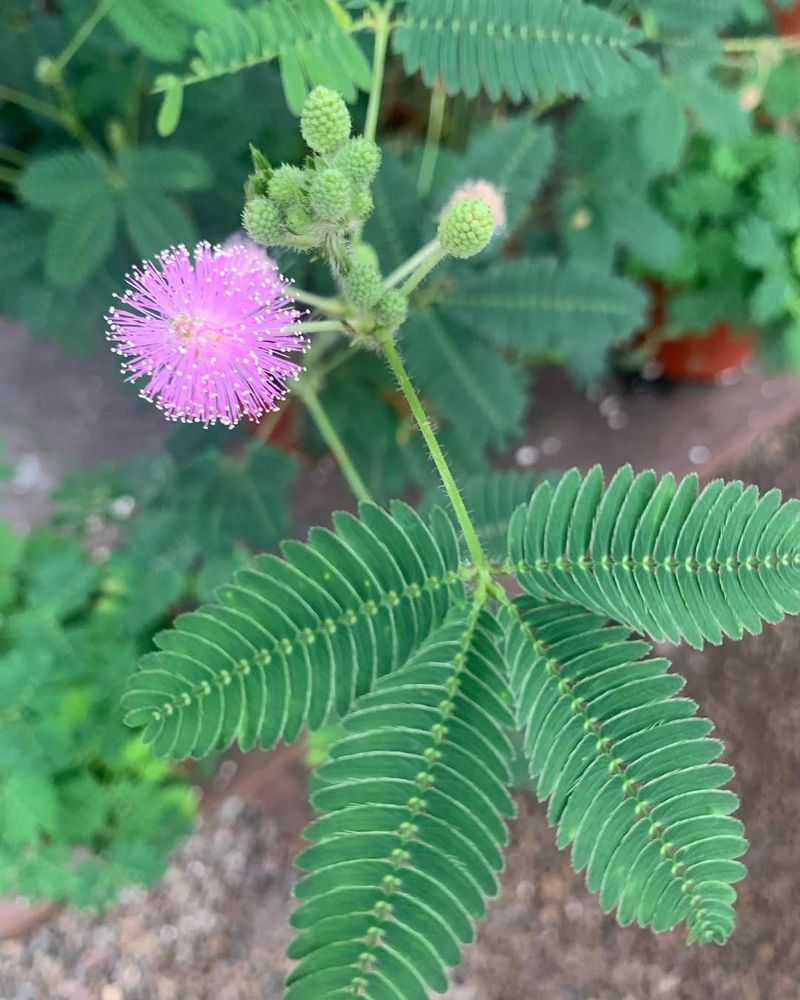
xmin=155 ymin=0 xmax=372 ymax=125
xmin=288 ymin=607 xmax=515 ymax=998
xmin=123 ymin=502 xmax=465 ymax=758
xmin=505 ymin=598 xmax=746 ymax=945
xmin=394 ymin=0 xmax=650 ymax=103
xmin=437 ymin=259 xmax=648 ymax=383
xmin=403 ymin=307 xmax=527 ymax=450
xmin=508 ymin=465 xmax=800 ymax=648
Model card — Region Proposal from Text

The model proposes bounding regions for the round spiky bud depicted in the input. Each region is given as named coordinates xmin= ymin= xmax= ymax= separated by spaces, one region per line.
xmin=301 ymin=86 xmax=351 ymax=155
xmin=268 ymin=165 xmax=306 ymax=205
xmin=351 ymin=242 xmax=380 ymax=270
xmin=345 ymin=260 xmax=384 ymax=311
xmin=285 ymin=204 xmax=313 ymax=236
xmin=351 ymin=188 xmax=374 ymax=220
xmin=309 ymin=168 xmax=351 ymax=223
xmin=438 ymin=198 xmax=495 ymax=259
xmin=335 ymin=137 xmax=382 ymax=186
xmin=242 ymin=197 xmax=283 ymax=246
xmin=375 ymin=289 xmax=408 ymax=328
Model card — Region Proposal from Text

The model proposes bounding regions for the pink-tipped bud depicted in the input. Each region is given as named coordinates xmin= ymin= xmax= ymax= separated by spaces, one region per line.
xmin=444 ymin=179 xmax=507 ymax=233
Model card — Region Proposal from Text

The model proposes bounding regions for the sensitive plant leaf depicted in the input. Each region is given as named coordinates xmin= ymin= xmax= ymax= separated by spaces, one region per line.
xmin=18 ymin=150 xmax=111 ymax=211
xmin=403 ymin=307 xmax=528 ymax=450
xmin=438 ymin=259 xmax=648 ymax=382
xmin=157 ymin=0 xmax=371 ymax=122
xmin=44 ymin=191 xmax=117 ymax=289
xmin=289 ymin=607 xmax=515 ymax=997
xmin=734 ymin=216 xmax=786 ymax=271
xmin=509 ymin=465 xmax=800 ymax=649
xmin=0 ymin=206 xmax=47 ymax=281
xmin=178 ymin=440 xmax=296 ymax=556
xmin=121 ymin=189 xmax=197 ymax=259
xmin=506 ymin=598 xmax=746 ymax=945
xmin=0 ymin=774 xmax=59 ymax=848
xmin=123 ymin=501 xmax=465 ymax=758
xmin=637 ymin=84 xmax=687 ymax=175
xmin=394 ymin=0 xmax=649 ymax=104
xmin=119 ymin=147 xmax=212 ymax=193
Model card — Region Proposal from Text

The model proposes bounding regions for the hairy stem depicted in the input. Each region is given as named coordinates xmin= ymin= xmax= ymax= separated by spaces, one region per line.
xmin=378 ymin=332 xmax=488 ymax=571
xmin=400 ymin=243 xmax=447 ymax=298
xmin=290 ymin=287 xmax=346 ymax=316
xmin=298 ymin=385 xmax=373 ymax=504
xmin=364 ymin=2 xmax=393 ymax=143
xmin=384 ymin=239 xmax=441 ymax=289
xmin=417 ymin=83 xmax=446 ymax=197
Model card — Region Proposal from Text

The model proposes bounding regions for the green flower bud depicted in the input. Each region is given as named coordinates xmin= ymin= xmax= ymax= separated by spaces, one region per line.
xmin=375 ymin=289 xmax=408 ymax=328
xmin=351 ymin=242 xmax=380 ymax=270
xmin=242 ymin=197 xmax=283 ymax=246
xmin=301 ymin=86 xmax=351 ymax=155
xmin=334 ymin=137 xmax=382 ymax=186
xmin=438 ymin=198 xmax=495 ymax=259
xmin=309 ymin=168 xmax=351 ymax=223
xmin=285 ymin=204 xmax=313 ymax=236
xmin=345 ymin=260 xmax=384 ymax=312
xmin=351 ymin=188 xmax=374 ymax=220
xmin=268 ymin=165 xmax=306 ymax=205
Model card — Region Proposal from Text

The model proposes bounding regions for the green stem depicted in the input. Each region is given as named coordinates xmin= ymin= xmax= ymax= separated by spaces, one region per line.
xmin=364 ymin=2 xmax=393 ymax=143
xmin=291 ymin=287 xmax=346 ymax=316
xmin=52 ymin=0 xmax=116 ymax=75
xmin=0 ymin=85 xmax=69 ymax=126
xmin=400 ymin=244 xmax=447 ymax=298
xmin=378 ymin=332 xmax=488 ymax=571
xmin=384 ymin=239 xmax=441 ymax=289
xmin=722 ymin=34 xmax=800 ymax=53
xmin=298 ymin=385 xmax=373 ymax=504
xmin=417 ymin=83 xmax=446 ymax=197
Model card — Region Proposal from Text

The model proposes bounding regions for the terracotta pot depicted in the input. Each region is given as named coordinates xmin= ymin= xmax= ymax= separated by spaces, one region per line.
xmin=769 ymin=1 xmax=800 ymax=35
xmin=655 ymin=322 xmax=755 ymax=383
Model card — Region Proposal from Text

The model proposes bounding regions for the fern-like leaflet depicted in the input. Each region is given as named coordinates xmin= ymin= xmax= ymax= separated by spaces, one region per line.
xmin=509 ymin=465 xmax=800 ymax=648
xmin=506 ymin=598 xmax=747 ymax=945
xmin=288 ymin=606 xmax=515 ymax=997
xmin=122 ymin=503 xmax=464 ymax=757
xmin=154 ymin=0 xmax=372 ymax=132
xmin=393 ymin=0 xmax=650 ymax=104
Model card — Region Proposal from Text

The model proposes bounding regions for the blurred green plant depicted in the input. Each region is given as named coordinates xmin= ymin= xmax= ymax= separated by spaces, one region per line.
xmin=0 ymin=513 xmax=195 ymax=908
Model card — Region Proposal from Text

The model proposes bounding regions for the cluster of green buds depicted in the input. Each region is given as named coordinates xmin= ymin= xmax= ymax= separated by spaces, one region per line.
xmin=243 ymin=87 xmax=380 ymax=257
xmin=242 ymin=85 xmax=500 ymax=336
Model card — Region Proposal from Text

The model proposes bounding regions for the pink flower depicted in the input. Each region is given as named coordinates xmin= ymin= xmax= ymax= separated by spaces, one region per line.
xmin=106 ymin=242 xmax=305 ymax=427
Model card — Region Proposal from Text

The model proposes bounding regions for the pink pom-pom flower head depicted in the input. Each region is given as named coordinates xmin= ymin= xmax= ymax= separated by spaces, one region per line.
xmin=106 ymin=241 xmax=306 ymax=427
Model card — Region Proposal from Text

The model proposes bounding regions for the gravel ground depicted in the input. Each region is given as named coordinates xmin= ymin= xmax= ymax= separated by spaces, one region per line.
xmin=0 ymin=800 xmax=295 ymax=1000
